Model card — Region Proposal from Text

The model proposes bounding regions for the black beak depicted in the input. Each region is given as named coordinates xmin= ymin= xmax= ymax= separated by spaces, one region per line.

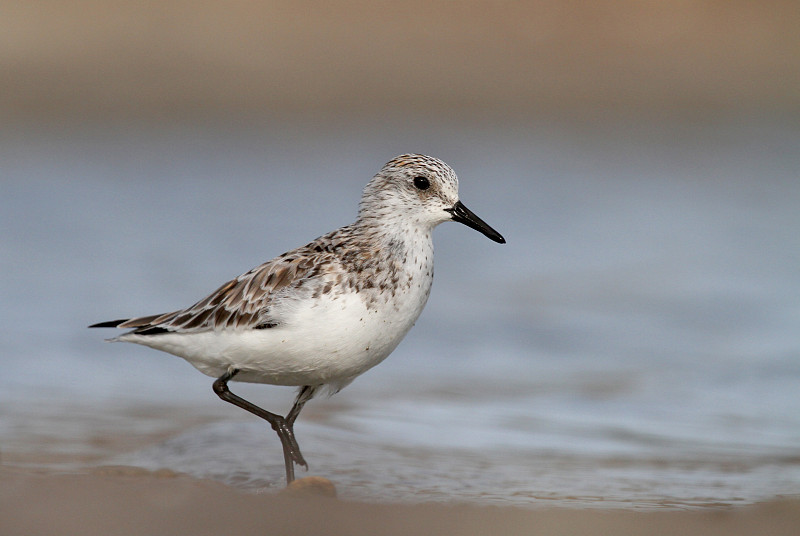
xmin=446 ymin=201 xmax=506 ymax=244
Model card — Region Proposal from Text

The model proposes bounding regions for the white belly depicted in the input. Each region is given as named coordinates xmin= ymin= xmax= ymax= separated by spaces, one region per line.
xmin=119 ymin=282 xmax=430 ymax=389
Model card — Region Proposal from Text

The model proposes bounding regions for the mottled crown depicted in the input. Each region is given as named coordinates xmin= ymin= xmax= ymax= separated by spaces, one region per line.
xmin=379 ymin=154 xmax=458 ymax=182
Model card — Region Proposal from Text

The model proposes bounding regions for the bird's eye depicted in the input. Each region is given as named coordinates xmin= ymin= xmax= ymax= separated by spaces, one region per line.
xmin=413 ymin=176 xmax=430 ymax=190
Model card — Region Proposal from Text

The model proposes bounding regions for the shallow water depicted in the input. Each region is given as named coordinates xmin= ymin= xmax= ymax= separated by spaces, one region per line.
xmin=2 ymin=115 xmax=799 ymax=507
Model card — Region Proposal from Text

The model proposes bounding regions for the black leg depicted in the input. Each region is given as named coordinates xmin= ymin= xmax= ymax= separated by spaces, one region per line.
xmin=287 ymin=385 xmax=318 ymax=426
xmin=212 ymin=368 xmax=308 ymax=485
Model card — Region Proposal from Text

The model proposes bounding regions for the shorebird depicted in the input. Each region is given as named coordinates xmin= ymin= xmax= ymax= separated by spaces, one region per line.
xmin=91 ymin=154 xmax=505 ymax=484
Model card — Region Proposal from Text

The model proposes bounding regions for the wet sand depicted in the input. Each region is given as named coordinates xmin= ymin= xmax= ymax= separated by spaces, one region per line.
xmin=3 ymin=403 xmax=799 ymax=535
xmin=3 ymin=465 xmax=799 ymax=536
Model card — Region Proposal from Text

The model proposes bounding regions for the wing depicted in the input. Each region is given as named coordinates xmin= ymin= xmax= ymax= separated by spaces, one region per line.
xmin=92 ymin=240 xmax=341 ymax=335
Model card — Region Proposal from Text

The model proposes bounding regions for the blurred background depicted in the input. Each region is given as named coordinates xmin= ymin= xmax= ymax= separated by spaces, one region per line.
xmin=3 ymin=1 xmax=799 ymax=120
xmin=2 ymin=0 xmax=799 ymax=507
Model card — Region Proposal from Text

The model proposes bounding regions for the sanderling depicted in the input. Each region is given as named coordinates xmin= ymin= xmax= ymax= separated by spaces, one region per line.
xmin=91 ymin=153 xmax=505 ymax=485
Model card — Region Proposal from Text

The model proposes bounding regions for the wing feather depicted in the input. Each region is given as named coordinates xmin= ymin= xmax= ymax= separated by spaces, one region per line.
xmin=91 ymin=224 xmax=362 ymax=336
xmin=110 ymin=242 xmax=340 ymax=334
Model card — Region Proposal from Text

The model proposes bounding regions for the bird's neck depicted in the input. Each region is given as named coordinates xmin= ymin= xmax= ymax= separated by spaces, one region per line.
xmin=354 ymin=214 xmax=434 ymax=256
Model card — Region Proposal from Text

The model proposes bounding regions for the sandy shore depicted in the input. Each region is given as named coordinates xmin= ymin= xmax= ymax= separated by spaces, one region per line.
xmin=2 ymin=465 xmax=798 ymax=536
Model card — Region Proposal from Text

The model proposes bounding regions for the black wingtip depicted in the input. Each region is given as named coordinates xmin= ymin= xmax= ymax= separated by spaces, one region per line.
xmin=88 ymin=319 xmax=129 ymax=328
xmin=132 ymin=326 xmax=171 ymax=335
